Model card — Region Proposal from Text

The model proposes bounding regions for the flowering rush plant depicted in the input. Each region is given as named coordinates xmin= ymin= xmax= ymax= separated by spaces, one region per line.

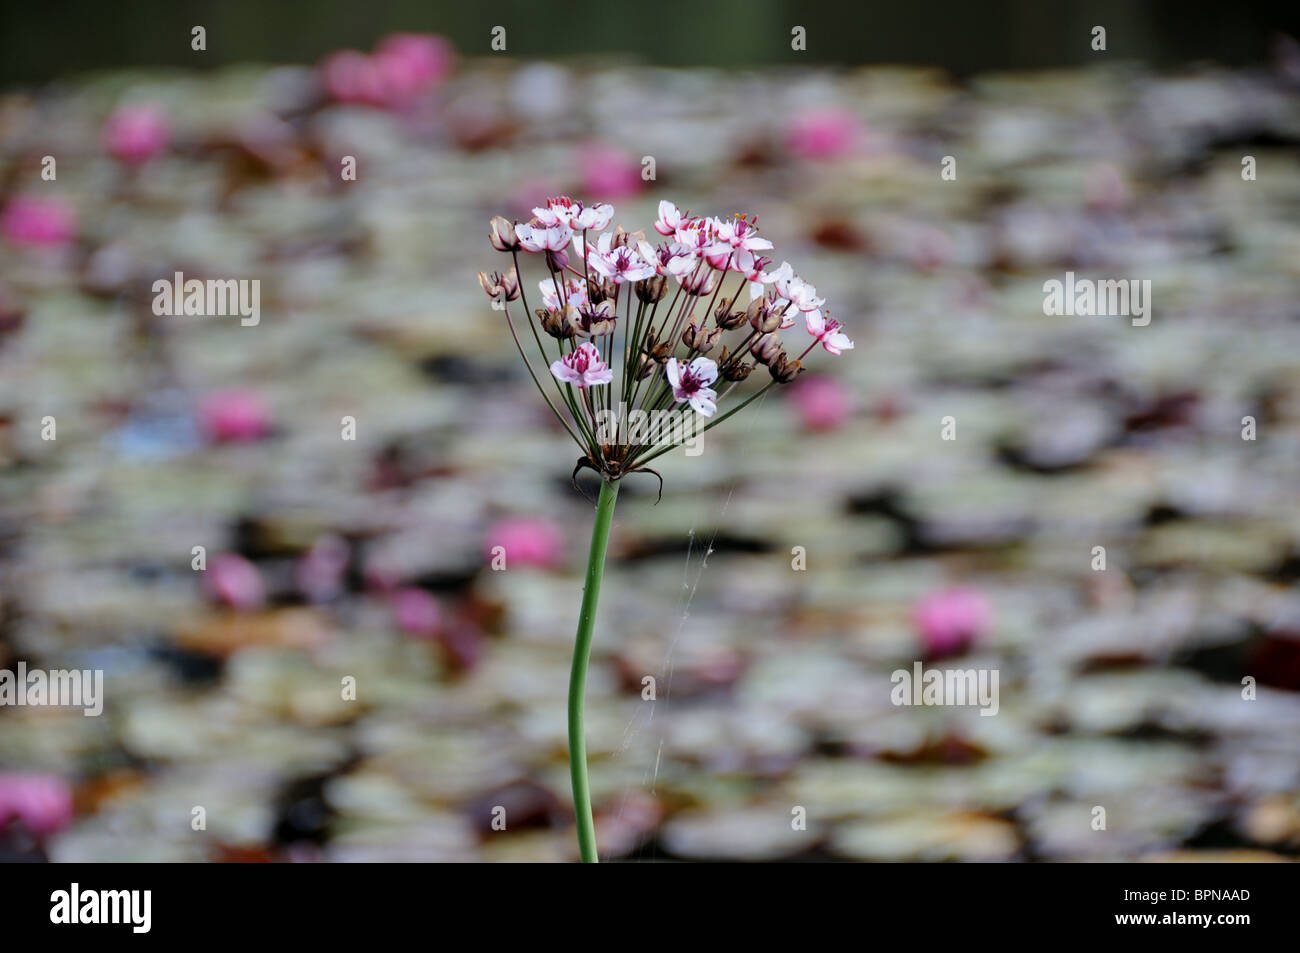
xmin=478 ymin=197 xmax=852 ymax=861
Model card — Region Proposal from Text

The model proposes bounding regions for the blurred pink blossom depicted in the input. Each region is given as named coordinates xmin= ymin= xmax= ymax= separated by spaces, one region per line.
xmin=579 ymin=144 xmax=644 ymax=199
xmin=1 ymin=197 xmax=76 ymax=247
xmin=787 ymin=375 xmax=853 ymax=431
xmin=296 ymin=534 xmax=350 ymax=603
xmin=486 ymin=517 xmax=565 ymax=569
xmin=787 ymin=108 xmax=860 ymax=160
xmin=908 ymin=226 xmax=954 ymax=271
xmin=392 ymin=587 xmax=441 ymax=637
xmin=0 ymin=773 xmax=74 ymax=836
xmin=914 ymin=587 xmax=992 ymax=658
xmin=102 ymin=104 xmax=170 ymax=164
xmin=374 ymin=33 xmax=454 ymax=101
xmin=1085 ymin=162 xmax=1131 ymax=212
xmin=322 ymin=33 xmax=454 ymax=109
xmin=204 ymin=552 xmax=267 ymax=610
xmin=198 ymin=390 xmax=271 ymax=443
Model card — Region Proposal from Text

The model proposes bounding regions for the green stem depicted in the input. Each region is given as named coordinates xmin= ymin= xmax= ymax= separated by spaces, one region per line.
xmin=568 ymin=476 xmax=620 ymax=863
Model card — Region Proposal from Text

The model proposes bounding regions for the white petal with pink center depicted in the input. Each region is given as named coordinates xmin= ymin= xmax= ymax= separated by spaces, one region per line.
xmin=666 ymin=356 xmax=719 ymax=417
xmin=550 ymin=342 xmax=614 ymax=388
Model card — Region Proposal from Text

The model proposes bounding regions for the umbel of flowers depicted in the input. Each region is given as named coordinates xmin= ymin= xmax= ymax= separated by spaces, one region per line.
xmin=479 ymin=198 xmax=852 ymax=488
xmin=477 ymin=197 xmax=852 ymax=862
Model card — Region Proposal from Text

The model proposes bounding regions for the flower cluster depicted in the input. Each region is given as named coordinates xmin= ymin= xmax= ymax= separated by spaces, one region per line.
xmin=479 ymin=197 xmax=853 ymax=484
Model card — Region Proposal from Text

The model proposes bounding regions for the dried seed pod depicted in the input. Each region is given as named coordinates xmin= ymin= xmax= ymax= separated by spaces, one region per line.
xmin=477 ymin=268 xmax=519 ymax=301
xmin=769 ymin=356 xmax=803 ymax=383
xmin=749 ymin=299 xmax=782 ymax=334
xmin=636 ymin=275 xmax=667 ymax=303
xmin=693 ymin=327 xmax=722 ymax=354
xmin=720 ymin=360 xmax=754 ymax=381
xmin=540 ymin=308 xmax=572 ymax=339
xmin=718 ymin=309 xmax=748 ymax=330
xmin=635 ymin=352 xmax=657 ymax=380
xmin=499 ymin=265 xmax=520 ymax=301
xmin=651 ymin=340 xmax=673 ymax=363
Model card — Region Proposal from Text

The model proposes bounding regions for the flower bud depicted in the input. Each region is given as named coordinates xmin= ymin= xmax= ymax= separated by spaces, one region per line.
xmin=489 ymin=216 xmax=519 ymax=252
xmin=752 ymin=333 xmax=785 ymax=366
xmin=546 ymin=248 xmax=569 ymax=271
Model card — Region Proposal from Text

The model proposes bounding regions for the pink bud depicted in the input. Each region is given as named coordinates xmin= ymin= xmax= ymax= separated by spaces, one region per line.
xmin=102 ymin=104 xmax=170 ymax=164
xmin=204 ymin=552 xmax=267 ymax=610
xmin=787 ymin=375 xmax=853 ymax=431
xmin=1 ymin=197 xmax=76 ymax=248
xmin=914 ymin=587 xmax=992 ymax=659
xmin=198 ymin=390 xmax=271 ymax=444
xmin=486 ymin=517 xmax=565 ymax=569
xmin=580 ymin=143 xmax=644 ymax=200
xmin=0 ymin=773 xmax=74 ymax=836
xmin=392 ymin=587 xmax=441 ymax=637
xmin=787 ymin=108 xmax=860 ymax=160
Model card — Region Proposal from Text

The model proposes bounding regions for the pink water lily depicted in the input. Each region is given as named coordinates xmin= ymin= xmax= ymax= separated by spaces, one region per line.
xmin=551 ymin=342 xmax=613 ymax=389
xmin=1 ymin=197 xmax=76 ymax=247
xmin=102 ymin=103 xmax=170 ymax=164
xmin=0 ymin=773 xmax=74 ymax=836
xmin=666 ymin=356 xmax=719 ymax=416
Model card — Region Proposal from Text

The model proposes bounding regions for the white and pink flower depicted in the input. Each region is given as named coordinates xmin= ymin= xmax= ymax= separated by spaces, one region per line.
xmin=517 ymin=221 xmax=573 ymax=253
xmin=574 ymin=232 xmax=655 ymax=283
xmin=654 ymin=200 xmax=689 ymax=236
xmin=807 ymin=312 xmax=854 ymax=355
xmin=539 ymin=276 xmax=589 ymax=310
xmin=534 ymin=196 xmax=614 ymax=231
xmin=666 ymin=357 xmax=719 ymax=416
xmin=551 ymin=342 xmax=614 ymax=389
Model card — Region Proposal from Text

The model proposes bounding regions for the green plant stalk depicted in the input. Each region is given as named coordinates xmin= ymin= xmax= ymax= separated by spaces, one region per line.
xmin=568 ymin=476 xmax=620 ymax=863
